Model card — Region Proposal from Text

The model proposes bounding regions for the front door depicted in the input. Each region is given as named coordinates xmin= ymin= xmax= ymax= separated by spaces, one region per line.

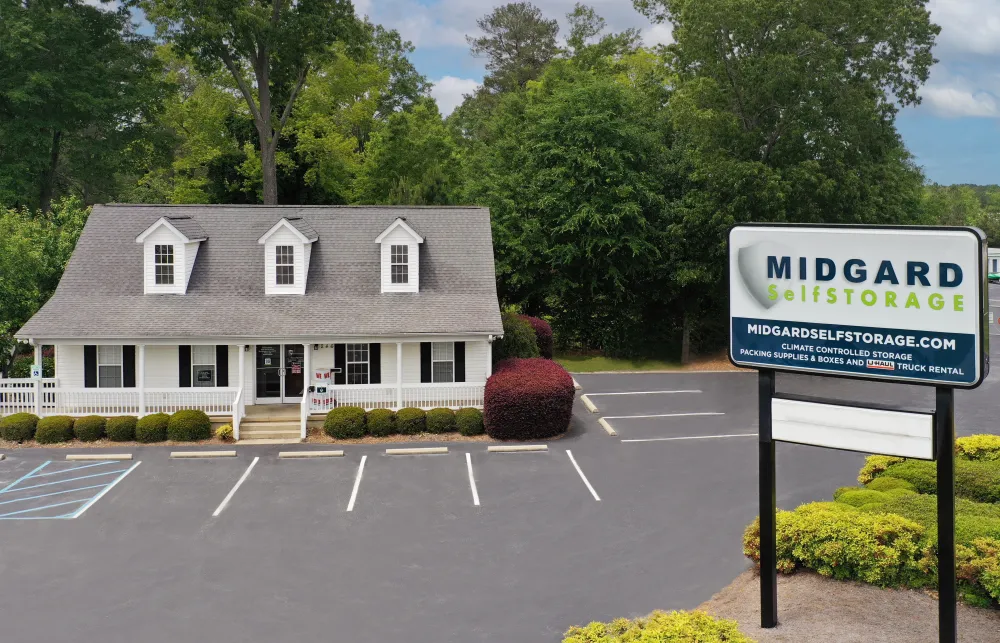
xmin=255 ymin=344 xmax=304 ymax=404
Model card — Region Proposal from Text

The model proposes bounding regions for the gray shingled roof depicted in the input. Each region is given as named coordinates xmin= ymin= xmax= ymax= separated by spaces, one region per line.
xmin=162 ymin=216 xmax=207 ymax=241
xmin=17 ymin=205 xmax=503 ymax=340
xmin=285 ymin=217 xmax=319 ymax=242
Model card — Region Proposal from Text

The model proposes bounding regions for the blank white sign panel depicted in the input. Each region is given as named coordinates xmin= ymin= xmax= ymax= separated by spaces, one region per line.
xmin=771 ymin=398 xmax=934 ymax=460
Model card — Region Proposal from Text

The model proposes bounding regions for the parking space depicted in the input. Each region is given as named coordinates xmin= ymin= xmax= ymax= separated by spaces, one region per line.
xmin=0 ymin=459 xmax=140 ymax=520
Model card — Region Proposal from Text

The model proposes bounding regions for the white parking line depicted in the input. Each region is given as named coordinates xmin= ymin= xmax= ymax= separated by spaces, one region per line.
xmin=466 ymin=453 xmax=480 ymax=506
xmin=212 ymin=457 xmax=259 ymax=517
xmin=71 ymin=461 xmax=142 ymax=519
xmin=584 ymin=390 xmax=701 ymax=396
xmin=602 ymin=412 xmax=725 ymax=420
xmin=346 ymin=455 xmax=367 ymax=512
xmin=565 ymin=450 xmax=600 ymax=502
xmin=621 ymin=433 xmax=757 ymax=443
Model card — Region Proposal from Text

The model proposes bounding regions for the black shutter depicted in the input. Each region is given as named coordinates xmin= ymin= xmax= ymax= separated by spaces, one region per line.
xmin=334 ymin=344 xmax=346 ymax=385
xmin=369 ymin=343 xmax=381 ymax=384
xmin=123 ymin=345 xmax=136 ymax=387
xmin=216 ymin=345 xmax=229 ymax=387
xmin=420 ymin=342 xmax=432 ymax=383
xmin=178 ymin=345 xmax=191 ymax=387
xmin=83 ymin=345 xmax=97 ymax=388
xmin=454 ymin=342 xmax=465 ymax=383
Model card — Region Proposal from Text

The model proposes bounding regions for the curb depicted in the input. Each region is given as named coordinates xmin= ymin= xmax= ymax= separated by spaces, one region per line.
xmin=66 ymin=453 xmax=133 ymax=461
xmin=597 ymin=417 xmax=618 ymax=436
xmin=278 ymin=450 xmax=344 ymax=458
xmin=487 ymin=444 xmax=548 ymax=453
xmin=237 ymin=439 xmax=303 ymax=445
xmin=0 ymin=454 xmax=5 ymax=461
xmin=572 ymin=377 xmax=582 ymax=390
xmin=170 ymin=450 xmax=237 ymax=458
xmin=581 ymin=394 xmax=598 ymax=413
xmin=386 ymin=447 xmax=448 ymax=455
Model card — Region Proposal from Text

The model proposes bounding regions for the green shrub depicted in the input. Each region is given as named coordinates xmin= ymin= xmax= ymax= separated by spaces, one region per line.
xmin=106 ymin=416 xmax=137 ymax=442
xmin=0 ymin=412 xmax=39 ymax=442
xmin=858 ymin=455 xmax=905 ymax=484
xmin=34 ymin=416 xmax=74 ymax=444
xmin=852 ymin=492 xmax=1000 ymax=544
xmin=135 ymin=413 xmax=169 ymax=443
xmin=167 ymin=409 xmax=212 ymax=441
xmin=324 ymin=406 xmax=366 ymax=439
xmin=216 ymin=424 xmax=234 ymax=442
xmin=492 ymin=311 xmax=540 ymax=364
xmin=456 ymin=407 xmax=484 ymax=436
xmin=956 ymin=434 xmax=1000 ymax=461
xmin=874 ymin=458 xmax=1000 ymax=504
xmin=73 ymin=415 xmax=106 ymax=442
xmin=743 ymin=502 xmax=925 ymax=587
xmin=957 ymin=538 xmax=1000 ymax=606
xmin=396 ymin=407 xmax=426 ymax=434
xmin=865 ymin=476 xmax=917 ymax=493
xmin=562 ymin=610 xmax=754 ymax=643
xmin=426 ymin=407 xmax=455 ymax=433
xmin=366 ymin=409 xmax=395 ymax=437
xmin=835 ymin=488 xmax=890 ymax=508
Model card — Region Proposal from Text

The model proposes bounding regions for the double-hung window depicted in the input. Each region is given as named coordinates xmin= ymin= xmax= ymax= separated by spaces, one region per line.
xmin=97 ymin=345 xmax=123 ymax=388
xmin=390 ymin=245 xmax=408 ymax=284
xmin=192 ymin=345 xmax=216 ymax=387
xmin=431 ymin=342 xmax=454 ymax=383
xmin=155 ymin=244 xmax=174 ymax=285
xmin=276 ymin=245 xmax=295 ymax=285
xmin=346 ymin=343 xmax=369 ymax=385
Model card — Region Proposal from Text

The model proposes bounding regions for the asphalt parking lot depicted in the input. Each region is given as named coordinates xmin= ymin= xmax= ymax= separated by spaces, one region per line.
xmin=2 ymin=300 xmax=1000 ymax=642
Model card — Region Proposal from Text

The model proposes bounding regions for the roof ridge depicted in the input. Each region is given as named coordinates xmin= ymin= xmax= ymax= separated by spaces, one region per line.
xmin=100 ymin=203 xmax=489 ymax=210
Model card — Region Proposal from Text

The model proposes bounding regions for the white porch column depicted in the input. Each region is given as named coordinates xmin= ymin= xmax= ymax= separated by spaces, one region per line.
xmin=486 ymin=338 xmax=493 ymax=378
xmin=238 ymin=344 xmax=246 ymax=392
xmin=33 ymin=342 xmax=41 ymax=416
xmin=138 ymin=344 xmax=146 ymax=417
xmin=302 ymin=344 xmax=311 ymax=439
xmin=396 ymin=341 xmax=403 ymax=409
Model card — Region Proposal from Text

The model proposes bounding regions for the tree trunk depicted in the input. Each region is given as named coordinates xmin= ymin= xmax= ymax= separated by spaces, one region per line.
xmin=260 ymin=135 xmax=278 ymax=205
xmin=39 ymin=129 xmax=62 ymax=213
xmin=680 ymin=307 xmax=693 ymax=365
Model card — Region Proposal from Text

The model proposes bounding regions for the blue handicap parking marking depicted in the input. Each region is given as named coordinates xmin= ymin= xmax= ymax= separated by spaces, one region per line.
xmin=0 ymin=460 xmax=141 ymax=520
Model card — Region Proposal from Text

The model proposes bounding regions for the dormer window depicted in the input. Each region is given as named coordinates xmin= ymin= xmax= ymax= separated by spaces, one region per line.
xmin=276 ymin=245 xmax=295 ymax=285
xmin=258 ymin=217 xmax=317 ymax=295
xmin=376 ymin=217 xmax=423 ymax=293
xmin=155 ymin=245 xmax=174 ymax=285
xmin=391 ymin=245 xmax=408 ymax=284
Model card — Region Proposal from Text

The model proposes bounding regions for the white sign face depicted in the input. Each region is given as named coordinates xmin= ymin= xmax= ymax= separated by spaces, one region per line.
xmin=30 ymin=364 xmax=42 ymax=380
xmin=730 ymin=225 xmax=987 ymax=387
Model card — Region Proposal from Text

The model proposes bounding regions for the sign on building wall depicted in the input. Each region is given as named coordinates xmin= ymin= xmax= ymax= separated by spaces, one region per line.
xmin=729 ymin=225 xmax=988 ymax=387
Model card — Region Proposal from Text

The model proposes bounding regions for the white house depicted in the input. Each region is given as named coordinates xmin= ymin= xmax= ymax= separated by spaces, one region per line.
xmin=5 ymin=204 xmax=504 ymax=440
xmin=988 ymin=247 xmax=1000 ymax=276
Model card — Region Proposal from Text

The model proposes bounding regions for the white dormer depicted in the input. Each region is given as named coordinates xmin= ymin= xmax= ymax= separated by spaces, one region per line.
xmin=257 ymin=217 xmax=318 ymax=295
xmin=376 ymin=217 xmax=423 ymax=293
xmin=135 ymin=216 xmax=207 ymax=294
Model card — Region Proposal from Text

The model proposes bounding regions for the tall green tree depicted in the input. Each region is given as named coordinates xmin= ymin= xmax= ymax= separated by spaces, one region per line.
xmin=467 ymin=2 xmax=559 ymax=94
xmin=134 ymin=0 xmax=361 ymax=204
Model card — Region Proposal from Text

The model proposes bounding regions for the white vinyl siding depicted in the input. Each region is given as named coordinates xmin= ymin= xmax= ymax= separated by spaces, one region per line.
xmin=143 ymin=226 xmax=186 ymax=294
xmin=464 ymin=340 xmax=488 ymax=382
xmin=380 ymin=227 xmax=419 ymax=293
xmin=55 ymin=344 xmax=85 ymax=387
xmin=144 ymin=345 xmax=179 ymax=388
xmin=263 ymin=227 xmax=308 ymax=295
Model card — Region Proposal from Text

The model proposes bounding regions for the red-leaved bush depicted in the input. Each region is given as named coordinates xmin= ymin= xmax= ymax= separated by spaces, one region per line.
xmin=518 ymin=315 xmax=554 ymax=359
xmin=484 ymin=358 xmax=574 ymax=440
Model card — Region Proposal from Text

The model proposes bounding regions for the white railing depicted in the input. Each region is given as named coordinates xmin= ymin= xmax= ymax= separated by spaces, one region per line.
xmin=233 ymin=387 xmax=245 ymax=440
xmin=0 ymin=379 xmax=59 ymax=416
xmin=0 ymin=386 xmax=241 ymax=417
xmin=308 ymin=383 xmax=485 ymax=413
xmin=145 ymin=388 xmax=239 ymax=415
xmin=50 ymin=388 xmax=141 ymax=416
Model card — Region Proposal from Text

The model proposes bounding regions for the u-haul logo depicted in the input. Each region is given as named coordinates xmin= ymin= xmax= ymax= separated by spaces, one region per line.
xmin=867 ymin=359 xmax=895 ymax=371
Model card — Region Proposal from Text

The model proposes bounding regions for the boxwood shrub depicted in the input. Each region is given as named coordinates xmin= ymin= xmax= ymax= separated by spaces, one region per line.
xmin=106 ymin=416 xmax=137 ymax=442
xmin=135 ymin=413 xmax=169 ymax=443
xmin=366 ymin=408 xmax=395 ymax=437
xmin=562 ymin=610 xmax=753 ymax=643
xmin=492 ymin=312 xmax=539 ymax=363
xmin=955 ymin=434 xmax=1000 ymax=461
xmin=873 ymin=458 xmax=1000 ymax=504
xmin=484 ymin=358 xmax=574 ymax=441
xmin=456 ymin=407 xmax=484 ymax=436
xmin=518 ymin=315 xmax=554 ymax=359
xmin=426 ymin=407 xmax=455 ymax=433
xmin=35 ymin=415 xmax=75 ymax=444
xmin=167 ymin=409 xmax=212 ymax=441
xmin=73 ymin=415 xmax=106 ymax=442
xmin=0 ymin=412 xmax=39 ymax=442
xmin=396 ymin=407 xmax=425 ymax=434
xmin=864 ymin=476 xmax=916 ymax=493
xmin=324 ymin=406 xmax=366 ymax=439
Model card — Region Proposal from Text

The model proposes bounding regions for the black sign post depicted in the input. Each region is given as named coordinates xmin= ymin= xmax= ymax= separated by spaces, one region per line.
xmin=758 ymin=369 xmax=777 ymax=629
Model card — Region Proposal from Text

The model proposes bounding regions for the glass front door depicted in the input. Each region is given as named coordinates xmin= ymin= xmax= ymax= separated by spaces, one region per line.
xmin=255 ymin=344 xmax=304 ymax=403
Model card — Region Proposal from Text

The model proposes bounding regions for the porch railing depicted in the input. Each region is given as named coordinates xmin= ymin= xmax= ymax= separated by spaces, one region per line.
xmin=401 ymin=383 xmax=485 ymax=409
xmin=0 ymin=383 xmax=239 ymax=418
xmin=0 ymin=378 xmax=58 ymax=416
xmin=144 ymin=388 xmax=239 ymax=415
xmin=308 ymin=383 xmax=485 ymax=413
xmin=309 ymin=384 xmax=397 ymax=413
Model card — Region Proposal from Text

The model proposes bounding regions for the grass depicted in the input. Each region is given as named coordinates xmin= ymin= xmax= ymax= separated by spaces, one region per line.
xmin=555 ymin=353 xmax=681 ymax=373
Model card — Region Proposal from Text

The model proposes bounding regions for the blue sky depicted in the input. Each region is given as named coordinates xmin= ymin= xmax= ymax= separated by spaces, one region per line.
xmin=356 ymin=0 xmax=1000 ymax=186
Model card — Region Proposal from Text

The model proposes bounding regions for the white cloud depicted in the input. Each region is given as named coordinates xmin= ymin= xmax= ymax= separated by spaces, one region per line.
xmin=640 ymin=22 xmax=673 ymax=47
xmin=431 ymin=76 xmax=481 ymax=115
xmin=923 ymin=85 xmax=1000 ymax=118
xmin=929 ymin=0 xmax=1000 ymax=56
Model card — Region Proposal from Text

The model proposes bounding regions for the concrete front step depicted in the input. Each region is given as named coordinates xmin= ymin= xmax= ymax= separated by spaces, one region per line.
xmin=239 ymin=430 xmax=302 ymax=440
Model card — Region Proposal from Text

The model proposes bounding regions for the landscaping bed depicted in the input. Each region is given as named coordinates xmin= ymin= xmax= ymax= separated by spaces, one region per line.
xmin=0 ymin=410 xmax=232 ymax=449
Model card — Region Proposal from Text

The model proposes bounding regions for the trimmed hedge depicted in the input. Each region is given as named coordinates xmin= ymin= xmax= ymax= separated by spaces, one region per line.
xmin=873 ymin=458 xmax=1000 ymax=504
xmin=426 ymin=407 xmax=455 ymax=434
xmin=957 ymin=538 xmax=1000 ymax=606
xmin=35 ymin=416 xmax=75 ymax=444
xmin=857 ymin=455 xmax=905 ymax=484
xmin=367 ymin=408 xmax=396 ymax=437
xmin=484 ymin=358 xmax=574 ymax=440
xmin=956 ymin=434 xmax=1000 ymax=461
xmin=456 ymin=407 xmax=484 ymax=436
xmin=493 ymin=312 xmax=540 ymax=364
xmin=519 ymin=315 xmax=554 ymax=359
xmin=0 ymin=412 xmax=38 ymax=442
xmin=135 ymin=413 xmax=169 ymax=443
xmin=106 ymin=416 xmax=137 ymax=442
xmin=167 ymin=409 xmax=212 ymax=441
xmin=324 ymin=406 xmax=366 ymax=439
xmin=562 ymin=610 xmax=754 ymax=643
xmin=73 ymin=415 xmax=106 ymax=442
xmin=396 ymin=407 xmax=426 ymax=434
xmin=864 ymin=476 xmax=916 ymax=493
